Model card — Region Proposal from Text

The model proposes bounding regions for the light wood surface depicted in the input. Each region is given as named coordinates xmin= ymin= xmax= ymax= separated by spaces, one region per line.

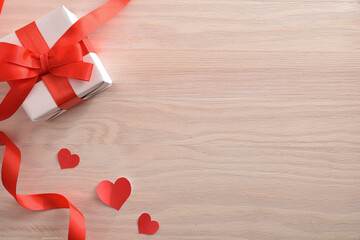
xmin=1 ymin=0 xmax=360 ymax=239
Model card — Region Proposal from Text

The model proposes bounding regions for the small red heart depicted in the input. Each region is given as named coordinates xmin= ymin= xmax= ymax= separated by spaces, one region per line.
xmin=57 ymin=148 xmax=80 ymax=169
xmin=138 ymin=213 xmax=159 ymax=235
xmin=96 ymin=177 xmax=131 ymax=210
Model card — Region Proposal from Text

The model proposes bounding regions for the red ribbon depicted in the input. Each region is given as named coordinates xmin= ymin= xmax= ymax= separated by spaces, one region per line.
xmin=0 ymin=131 xmax=86 ymax=239
xmin=0 ymin=0 xmax=131 ymax=239
xmin=0 ymin=0 xmax=3 ymax=15
xmin=0 ymin=0 xmax=131 ymax=120
xmin=13 ymin=22 xmax=89 ymax=111
xmin=0 ymin=42 xmax=93 ymax=82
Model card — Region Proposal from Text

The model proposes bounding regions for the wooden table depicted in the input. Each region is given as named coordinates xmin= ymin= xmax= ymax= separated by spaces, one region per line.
xmin=1 ymin=0 xmax=360 ymax=239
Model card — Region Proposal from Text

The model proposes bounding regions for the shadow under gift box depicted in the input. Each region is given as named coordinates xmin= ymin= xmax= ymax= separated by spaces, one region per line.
xmin=0 ymin=6 xmax=112 ymax=121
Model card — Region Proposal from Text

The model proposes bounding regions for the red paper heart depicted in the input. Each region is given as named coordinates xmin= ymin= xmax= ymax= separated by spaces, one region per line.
xmin=138 ymin=213 xmax=159 ymax=235
xmin=57 ymin=148 xmax=80 ymax=169
xmin=96 ymin=177 xmax=131 ymax=210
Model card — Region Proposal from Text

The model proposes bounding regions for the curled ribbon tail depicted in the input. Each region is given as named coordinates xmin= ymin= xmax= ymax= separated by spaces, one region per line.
xmin=0 ymin=131 xmax=86 ymax=240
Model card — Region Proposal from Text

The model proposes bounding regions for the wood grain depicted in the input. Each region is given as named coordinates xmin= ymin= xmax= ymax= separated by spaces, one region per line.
xmin=2 ymin=0 xmax=360 ymax=239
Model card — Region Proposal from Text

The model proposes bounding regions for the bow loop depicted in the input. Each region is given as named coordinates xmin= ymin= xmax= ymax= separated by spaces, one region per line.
xmin=0 ymin=42 xmax=35 ymax=67
xmin=48 ymin=43 xmax=84 ymax=67
xmin=0 ymin=42 xmax=93 ymax=81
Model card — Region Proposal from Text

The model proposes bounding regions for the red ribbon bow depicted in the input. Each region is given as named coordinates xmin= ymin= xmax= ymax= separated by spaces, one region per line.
xmin=0 ymin=23 xmax=93 ymax=121
xmin=0 ymin=42 xmax=93 ymax=82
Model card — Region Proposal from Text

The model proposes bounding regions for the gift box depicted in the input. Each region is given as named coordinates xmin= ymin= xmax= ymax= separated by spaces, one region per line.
xmin=0 ymin=6 xmax=112 ymax=121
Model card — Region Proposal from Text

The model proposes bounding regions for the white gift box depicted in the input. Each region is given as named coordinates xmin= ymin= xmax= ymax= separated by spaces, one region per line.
xmin=0 ymin=6 xmax=112 ymax=121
